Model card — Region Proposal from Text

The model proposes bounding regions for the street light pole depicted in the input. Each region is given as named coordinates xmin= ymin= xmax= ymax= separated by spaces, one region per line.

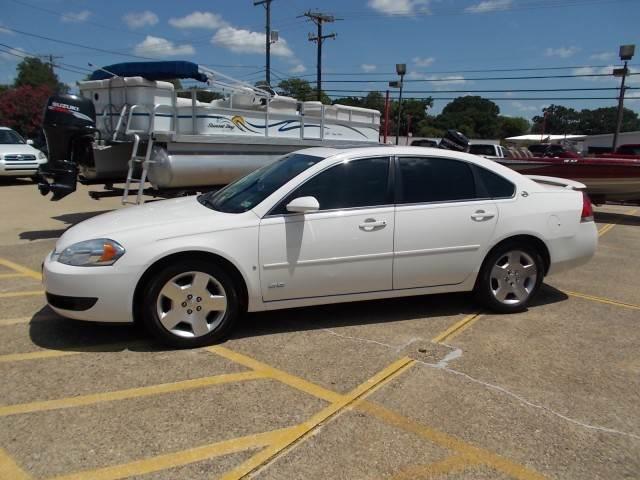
xmin=394 ymin=63 xmax=406 ymax=146
xmin=612 ymin=44 xmax=635 ymax=152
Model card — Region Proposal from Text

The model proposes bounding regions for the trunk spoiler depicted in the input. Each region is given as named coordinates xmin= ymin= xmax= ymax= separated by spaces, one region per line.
xmin=525 ymin=175 xmax=586 ymax=191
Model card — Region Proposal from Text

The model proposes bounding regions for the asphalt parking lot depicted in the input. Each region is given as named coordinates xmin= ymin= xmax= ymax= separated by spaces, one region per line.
xmin=0 ymin=178 xmax=639 ymax=480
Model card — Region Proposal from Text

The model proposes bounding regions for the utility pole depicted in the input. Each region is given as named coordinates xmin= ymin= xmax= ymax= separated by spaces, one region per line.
xmin=39 ymin=54 xmax=63 ymax=74
xmin=254 ymin=0 xmax=274 ymax=86
xmin=612 ymin=44 xmax=635 ymax=152
xmin=303 ymin=11 xmax=337 ymax=101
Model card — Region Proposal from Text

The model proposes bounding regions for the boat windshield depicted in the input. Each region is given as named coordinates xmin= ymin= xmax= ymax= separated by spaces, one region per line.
xmin=198 ymin=153 xmax=325 ymax=213
xmin=0 ymin=130 xmax=25 ymax=144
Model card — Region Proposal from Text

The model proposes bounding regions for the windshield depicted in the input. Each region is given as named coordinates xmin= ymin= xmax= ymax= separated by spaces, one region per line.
xmin=198 ymin=153 xmax=325 ymax=213
xmin=0 ymin=130 xmax=25 ymax=145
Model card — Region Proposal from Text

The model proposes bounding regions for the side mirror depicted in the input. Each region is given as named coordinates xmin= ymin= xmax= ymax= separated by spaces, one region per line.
xmin=286 ymin=196 xmax=320 ymax=214
xmin=26 ymin=139 xmax=34 ymax=145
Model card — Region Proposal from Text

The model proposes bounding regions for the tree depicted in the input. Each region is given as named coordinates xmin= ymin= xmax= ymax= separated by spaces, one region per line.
xmin=436 ymin=96 xmax=501 ymax=138
xmin=577 ymin=106 xmax=640 ymax=135
xmin=276 ymin=78 xmax=330 ymax=104
xmin=0 ymin=84 xmax=53 ymax=138
xmin=14 ymin=57 xmax=68 ymax=94
xmin=498 ymin=116 xmax=530 ymax=138
xmin=531 ymin=104 xmax=580 ymax=135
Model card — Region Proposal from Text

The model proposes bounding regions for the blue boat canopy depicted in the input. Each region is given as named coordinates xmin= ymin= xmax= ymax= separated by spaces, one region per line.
xmin=89 ymin=61 xmax=209 ymax=83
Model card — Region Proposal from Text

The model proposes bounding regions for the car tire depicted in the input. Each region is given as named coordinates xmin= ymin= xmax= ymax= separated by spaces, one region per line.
xmin=142 ymin=259 xmax=241 ymax=348
xmin=475 ymin=242 xmax=544 ymax=313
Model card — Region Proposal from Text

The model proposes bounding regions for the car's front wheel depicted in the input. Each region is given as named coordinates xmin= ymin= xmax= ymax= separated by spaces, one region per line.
xmin=475 ymin=243 xmax=544 ymax=313
xmin=142 ymin=260 xmax=240 ymax=347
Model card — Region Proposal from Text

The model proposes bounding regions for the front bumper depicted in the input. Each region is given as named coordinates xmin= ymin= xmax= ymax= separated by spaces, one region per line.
xmin=0 ymin=158 xmax=47 ymax=176
xmin=43 ymin=252 xmax=137 ymax=323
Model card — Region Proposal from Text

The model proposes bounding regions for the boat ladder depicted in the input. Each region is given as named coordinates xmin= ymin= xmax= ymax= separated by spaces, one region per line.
xmin=122 ymin=133 xmax=154 ymax=205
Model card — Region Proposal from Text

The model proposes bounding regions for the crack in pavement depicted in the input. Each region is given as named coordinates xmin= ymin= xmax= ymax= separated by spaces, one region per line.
xmin=320 ymin=328 xmax=640 ymax=441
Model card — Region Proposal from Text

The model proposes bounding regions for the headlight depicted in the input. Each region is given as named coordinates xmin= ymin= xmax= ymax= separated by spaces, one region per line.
xmin=57 ymin=239 xmax=125 ymax=266
xmin=38 ymin=151 xmax=46 ymax=160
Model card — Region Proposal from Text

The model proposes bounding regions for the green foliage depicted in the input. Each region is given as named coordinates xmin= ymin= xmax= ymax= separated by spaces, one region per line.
xmin=531 ymin=104 xmax=580 ymax=134
xmin=498 ymin=116 xmax=530 ymax=138
xmin=436 ymin=96 xmax=501 ymax=138
xmin=276 ymin=78 xmax=330 ymax=104
xmin=577 ymin=107 xmax=640 ymax=135
xmin=14 ymin=57 xmax=68 ymax=94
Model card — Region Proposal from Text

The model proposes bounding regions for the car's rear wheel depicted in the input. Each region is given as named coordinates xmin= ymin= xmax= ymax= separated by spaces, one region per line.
xmin=142 ymin=260 xmax=240 ymax=347
xmin=475 ymin=243 xmax=544 ymax=313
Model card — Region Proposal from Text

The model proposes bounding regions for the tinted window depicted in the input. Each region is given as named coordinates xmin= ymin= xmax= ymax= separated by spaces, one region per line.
xmin=0 ymin=130 xmax=25 ymax=144
xmin=199 ymin=153 xmax=324 ymax=213
xmin=397 ymin=157 xmax=476 ymax=204
xmin=272 ymin=157 xmax=390 ymax=214
xmin=476 ymin=166 xmax=515 ymax=198
xmin=617 ymin=145 xmax=640 ymax=155
xmin=469 ymin=144 xmax=497 ymax=156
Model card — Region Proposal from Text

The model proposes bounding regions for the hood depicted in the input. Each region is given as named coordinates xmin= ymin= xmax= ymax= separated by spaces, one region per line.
xmin=0 ymin=144 xmax=41 ymax=156
xmin=56 ymin=196 xmax=255 ymax=250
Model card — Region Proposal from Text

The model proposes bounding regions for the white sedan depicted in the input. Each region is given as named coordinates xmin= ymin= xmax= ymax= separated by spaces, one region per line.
xmin=43 ymin=146 xmax=597 ymax=347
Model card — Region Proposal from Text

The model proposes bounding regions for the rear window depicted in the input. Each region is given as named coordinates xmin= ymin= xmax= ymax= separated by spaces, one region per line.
xmin=475 ymin=166 xmax=515 ymax=199
xmin=469 ymin=144 xmax=497 ymax=156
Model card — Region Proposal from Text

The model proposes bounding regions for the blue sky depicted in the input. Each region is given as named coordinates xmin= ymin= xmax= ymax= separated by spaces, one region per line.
xmin=0 ymin=0 xmax=638 ymax=119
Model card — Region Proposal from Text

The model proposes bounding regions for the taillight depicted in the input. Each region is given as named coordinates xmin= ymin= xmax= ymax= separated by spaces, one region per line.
xmin=581 ymin=192 xmax=594 ymax=222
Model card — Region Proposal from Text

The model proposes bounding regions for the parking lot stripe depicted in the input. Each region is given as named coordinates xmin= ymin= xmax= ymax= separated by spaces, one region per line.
xmin=0 ymin=340 xmax=151 ymax=364
xmin=0 ymin=448 xmax=31 ymax=480
xmin=218 ymin=357 xmax=415 ymax=480
xmin=51 ymin=427 xmax=297 ymax=480
xmin=391 ymin=454 xmax=473 ymax=480
xmin=0 ymin=290 xmax=43 ymax=299
xmin=208 ymin=346 xmax=342 ymax=403
xmin=0 ymin=258 xmax=42 ymax=281
xmin=358 ymin=401 xmax=547 ymax=480
xmin=564 ymin=290 xmax=640 ymax=310
xmin=597 ymin=208 xmax=638 ymax=237
xmin=0 ymin=273 xmax=27 ymax=279
xmin=431 ymin=313 xmax=482 ymax=344
xmin=0 ymin=371 xmax=266 ymax=417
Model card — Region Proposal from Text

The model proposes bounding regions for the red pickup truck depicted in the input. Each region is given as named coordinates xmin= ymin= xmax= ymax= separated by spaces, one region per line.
xmin=598 ymin=144 xmax=640 ymax=159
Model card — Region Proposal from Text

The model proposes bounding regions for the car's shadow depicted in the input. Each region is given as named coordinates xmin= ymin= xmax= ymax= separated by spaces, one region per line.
xmin=0 ymin=177 xmax=33 ymax=186
xmin=594 ymin=210 xmax=640 ymax=227
xmin=19 ymin=211 xmax=113 ymax=241
xmin=28 ymin=284 xmax=568 ymax=352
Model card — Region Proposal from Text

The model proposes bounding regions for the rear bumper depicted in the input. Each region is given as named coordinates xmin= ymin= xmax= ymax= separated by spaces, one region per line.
xmin=546 ymin=221 xmax=598 ymax=276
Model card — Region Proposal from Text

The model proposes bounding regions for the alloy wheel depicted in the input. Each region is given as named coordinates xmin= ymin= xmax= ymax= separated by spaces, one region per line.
xmin=489 ymin=250 xmax=538 ymax=306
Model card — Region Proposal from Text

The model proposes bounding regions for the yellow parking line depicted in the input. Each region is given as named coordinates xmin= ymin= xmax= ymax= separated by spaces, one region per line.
xmin=0 ymin=290 xmax=44 ymax=299
xmin=564 ymin=290 xmax=640 ymax=311
xmin=359 ymin=401 xmax=547 ymax=480
xmin=431 ymin=313 xmax=482 ymax=344
xmin=219 ymin=357 xmax=414 ymax=480
xmin=0 ymin=448 xmax=31 ymax=480
xmin=0 ymin=258 xmax=42 ymax=281
xmin=51 ymin=427 xmax=297 ymax=480
xmin=209 ymin=345 xmax=342 ymax=403
xmin=0 ymin=340 xmax=150 ymax=364
xmin=392 ymin=454 xmax=474 ymax=480
xmin=0 ymin=273 xmax=27 ymax=279
xmin=598 ymin=208 xmax=638 ymax=237
xmin=0 ymin=370 xmax=266 ymax=417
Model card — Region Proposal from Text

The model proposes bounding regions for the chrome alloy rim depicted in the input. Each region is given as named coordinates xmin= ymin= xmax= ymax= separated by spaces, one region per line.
xmin=489 ymin=250 xmax=538 ymax=306
xmin=156 ymin=271 xmax=227 ymax=338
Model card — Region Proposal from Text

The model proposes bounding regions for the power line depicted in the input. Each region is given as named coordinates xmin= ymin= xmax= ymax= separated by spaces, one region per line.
xmin=325 ymin=87 xmax=635 ymax=94
xmin=326 ymin=94 xmax=621 ymax=101
xmin=311 ymin=72 xmax=639 ymax=83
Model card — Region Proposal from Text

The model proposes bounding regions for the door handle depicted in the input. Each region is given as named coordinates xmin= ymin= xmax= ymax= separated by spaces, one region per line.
xmin=471 ymin=210 xmax=495 ymax=221
xmin=359 ymin=218 xmax=387 ymax=231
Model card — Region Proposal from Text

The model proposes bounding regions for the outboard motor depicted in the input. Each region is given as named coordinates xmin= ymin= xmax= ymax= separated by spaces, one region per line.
xmin=439 ymin=129 xmax=470 ymax=152
xmin=37 ymin=95 xmax=96 ymax=200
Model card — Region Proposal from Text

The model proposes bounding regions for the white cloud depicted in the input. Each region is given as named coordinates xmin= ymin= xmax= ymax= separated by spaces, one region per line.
xmin=0 ymin=22 xmax=14 ymax=35
xmin=465 ymin=0 xmax=512 ymax=14
xmin=212 ymin=26 xmax=293 ymax=57
xmin=589 ymin=51 xmax=615 ymax=61
xmin=0 ymin=46 xmax=26 ymax=62
xmin=573 ymin=65 xmax=639 ymax=86
xmin=290 ymin=64 xmax=306 ymax=74
xmin=361 ymin=64 xmax=377 ymax=72
xmin=544 ymin=46 xmax=580 ymax=58
xmin=368 ymin=0 xmax=430 ymax=16
xmin=169 ymin=11 xmax=227 ymax=30
xmin=412 ymin=56 xmax=435 ymax=68
xmin=408 ymin=72 xmax=466 ymax=89
xmin=133 ymin=36 xmax=195 ymax=58
xmin=123 ymin=11 xmax=159 ymax=29
xmin=61 ymin=10 xmax=91 ymax=23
